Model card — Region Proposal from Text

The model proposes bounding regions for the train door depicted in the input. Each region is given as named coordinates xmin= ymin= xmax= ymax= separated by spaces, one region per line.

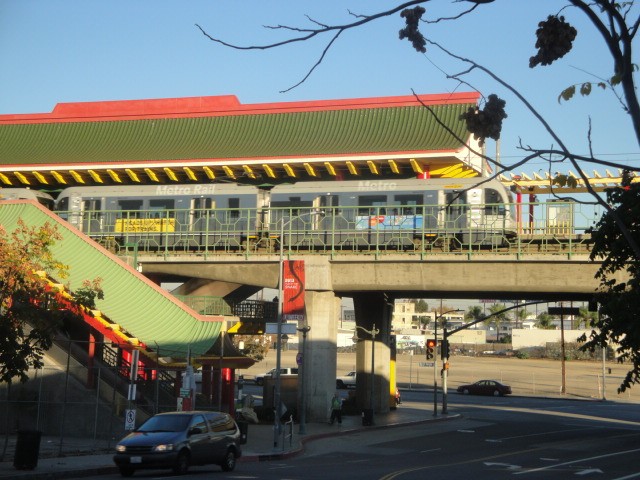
xmin=318 ymin=193 xmax=340 ymax=244
xmin=83 ymin=198 xmax=103 ymax=235
xmin=60 ymin=191 xmax=84 ymax=230
xmin=444 ymin=190 xmax=468 ymax=231
xmin=190 ymin=197 xmax=212 ymax=232
xmin=483 ymin=187 xmax=512 ymax=244
xmin=256 ymin=188 xmax=271 ymax=236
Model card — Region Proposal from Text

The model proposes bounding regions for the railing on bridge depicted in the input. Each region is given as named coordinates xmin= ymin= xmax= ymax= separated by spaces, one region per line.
xmin=174 ymin=296 xmax=278 ymax=321
xmin=56 ymin=201 xmax=602 ymax=259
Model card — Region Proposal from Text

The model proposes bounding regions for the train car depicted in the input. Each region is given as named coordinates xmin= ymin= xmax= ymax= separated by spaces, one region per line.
xmin=0 ymin=188 xmax=55 ymax=210
xmin=268 ymin=177 xmax=516 ymax=250
xmin=54 ymin=177 xmax=516 ymax=252
xmin=55 ymin=183 xmax=264 ymax=251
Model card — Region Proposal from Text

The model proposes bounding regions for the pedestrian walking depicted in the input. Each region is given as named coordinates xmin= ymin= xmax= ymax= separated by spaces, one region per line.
xmin=329 ymin=392 xmax=342 ymax=424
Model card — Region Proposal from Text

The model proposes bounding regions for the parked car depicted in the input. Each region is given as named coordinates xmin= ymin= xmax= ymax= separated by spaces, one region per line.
xmin=336 ymin=371 xmax=357 ymax=389
xmin=457 ymin=380 xmax=512 ymax=397
xmin=113 ymin=411 xmax=242 ymax=477
xmin=255 ymin=367 xmax=298 ymax=386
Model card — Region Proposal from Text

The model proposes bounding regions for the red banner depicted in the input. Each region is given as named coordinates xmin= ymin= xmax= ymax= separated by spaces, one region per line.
xmin=283 ymin=260 xmax=305 ymax=322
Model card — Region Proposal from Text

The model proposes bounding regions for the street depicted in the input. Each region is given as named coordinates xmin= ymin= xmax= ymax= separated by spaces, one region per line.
xmin=79 ymin=392 xmax=640 ymax=479
xmin=247 ymin=349 xmax=639 ymax=403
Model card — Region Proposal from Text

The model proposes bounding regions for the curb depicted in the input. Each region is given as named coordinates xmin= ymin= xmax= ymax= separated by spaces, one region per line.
xmin=240 ymin=413 xmax=461 ymax=462
xmin=5 ymin=465 xmax=119 ymax=480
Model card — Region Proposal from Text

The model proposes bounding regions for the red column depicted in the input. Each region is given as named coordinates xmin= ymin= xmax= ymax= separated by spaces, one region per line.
xmin=87 ymin=332 xmax=96 ymax=389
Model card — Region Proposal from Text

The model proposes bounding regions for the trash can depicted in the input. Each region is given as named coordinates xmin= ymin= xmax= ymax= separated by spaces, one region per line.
xmin=237 ymin=420 xmax=248 ymax=445
xmin=361 ymin=409 xmax=373 ymax=426
xmin=13 ymin=430 xmax=41 ymax=470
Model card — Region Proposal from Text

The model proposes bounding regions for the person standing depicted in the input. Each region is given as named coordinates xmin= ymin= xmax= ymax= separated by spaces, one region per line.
xmin=329 ymin=392 xmax=342 ymax=424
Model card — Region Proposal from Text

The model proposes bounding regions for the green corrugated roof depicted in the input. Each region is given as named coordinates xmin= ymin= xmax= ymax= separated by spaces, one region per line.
xmin=0 ymin=104 xmax=470 ymax=165
xmin=0 ymin=201 xmax=221 ymax=356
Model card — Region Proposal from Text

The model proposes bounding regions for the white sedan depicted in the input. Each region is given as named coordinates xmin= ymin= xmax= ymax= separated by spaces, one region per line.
xmin=336 ymin=371 xmax=357 ymax=389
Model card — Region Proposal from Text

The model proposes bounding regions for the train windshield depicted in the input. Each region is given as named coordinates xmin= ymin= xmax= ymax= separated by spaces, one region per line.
xmin=485 ymin=188 xmax=507 ymax=215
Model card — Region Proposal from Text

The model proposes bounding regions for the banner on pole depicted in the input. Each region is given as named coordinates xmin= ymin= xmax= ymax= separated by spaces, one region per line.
xmin=283 ymin=260 xmax=305 ymax=322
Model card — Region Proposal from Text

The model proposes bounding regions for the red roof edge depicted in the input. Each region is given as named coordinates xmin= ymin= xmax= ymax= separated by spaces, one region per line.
xmin=0 ymin=92 xmax=480 ymax=124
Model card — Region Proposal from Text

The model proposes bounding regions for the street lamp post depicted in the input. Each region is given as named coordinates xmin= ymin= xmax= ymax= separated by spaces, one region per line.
xmin=432 ymin=309 xmax=463 ymax=416
xmin=273 ymin=210 xmax=319 ymax=449
xmin=297 ymin=325 xmax=310 ymax=434
xmin=353 ymin=323 xmax=379 ymax=424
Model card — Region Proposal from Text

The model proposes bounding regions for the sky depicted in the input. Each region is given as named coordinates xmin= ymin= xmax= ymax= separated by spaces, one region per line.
xmin=1 ymin=1 xmax=635 ymax=311
xmin=1 ymin=1 xmax=638 ymax=175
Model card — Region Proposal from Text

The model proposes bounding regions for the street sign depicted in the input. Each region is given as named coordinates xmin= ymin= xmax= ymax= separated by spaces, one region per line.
xmin=419 ymin=362 xmax=435 ymax=367
xmin=266 ymin=322 xmax=298 ymax=334
xmin=127 ymin=384 xmax=136 ymax=401
xmin=125 ymin=409 xmax=136 ymax=430
xmin=179 ymin=388 xmax=191 ymax=398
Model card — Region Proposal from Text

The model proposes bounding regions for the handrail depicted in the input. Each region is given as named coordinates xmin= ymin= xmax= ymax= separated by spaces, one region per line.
xmin=54 ymin=201 xmax=602 ymax=259
xmin=282 ymin=414 xmax=294 ymax=450
xmin=173 ymin=296 xmax=279 ymax=320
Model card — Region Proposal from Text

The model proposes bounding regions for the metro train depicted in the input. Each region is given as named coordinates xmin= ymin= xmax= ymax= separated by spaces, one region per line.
xmin=0 ymin=187 xmax=55 ymax=209
xmin=1 ymin=177 xmax=517 ymax=251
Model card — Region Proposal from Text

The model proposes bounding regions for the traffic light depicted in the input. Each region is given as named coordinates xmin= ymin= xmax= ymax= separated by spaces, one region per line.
xmin=441 ymin=339 xmax=450 ymax=360
xmin=426 ymin=339 xmax=437 ymax=360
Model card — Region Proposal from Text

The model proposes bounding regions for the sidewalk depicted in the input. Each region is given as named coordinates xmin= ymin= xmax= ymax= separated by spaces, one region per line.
xmin=0 ymin=401 xmax=453 ymax=479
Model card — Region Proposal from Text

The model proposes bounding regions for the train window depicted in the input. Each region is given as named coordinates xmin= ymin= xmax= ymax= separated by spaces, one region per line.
xmin=228 ymin=197 xmax=240 ymax=219
xmin=358 ymin=195 xmax=387 ymax=215
xmin=149 ymin=199 xmax=175 ymax=218
xmin=83 ymin=199 xmax=102 ymax=219
xmin=56 ymin=196 xmax=69 ymax=211
xmin=118 ymin=200 xmax=143 ymax=218
xmin=485 ymin=188 xmax=506 ymax=215
xmin=394 ymin=195 xmax=422 ymax=215
xmin=272 ymin=197 xmax=312 ymax=215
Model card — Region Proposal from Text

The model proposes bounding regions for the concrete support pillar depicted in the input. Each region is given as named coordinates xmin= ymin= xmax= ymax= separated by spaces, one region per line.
xmin=352 ymin=293 xmax=393 ymax=414
xmin=299 ymin=290 xmax=340 ymax=423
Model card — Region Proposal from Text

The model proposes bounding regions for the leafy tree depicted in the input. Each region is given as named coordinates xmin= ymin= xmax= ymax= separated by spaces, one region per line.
xmin=0 ymin=220 xmax=103 ymax=385
xmin=199 ymin=1 xmax=640 ymax=390
xmin=414 ymin=299 xmax=429 ymax=313
xmin=513 ymin=306 xmax=529 ymax=329
xmin=536 ymin=312 xmax=556 ymax=330
xmin=465 ymin=305 xmax=484 ymax=325
xmin=487 ymin=303 xmax=510 ymax=341
xmin=581 ymin=173 xmax=640 ymax=391
xmin=573 ymin=306 xmax=597 ymax=330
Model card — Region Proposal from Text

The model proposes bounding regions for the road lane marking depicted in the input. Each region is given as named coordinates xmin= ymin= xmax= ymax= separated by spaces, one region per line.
xmin=484 ymin=461 xmax=522 ymax=471
xmin=514 ymin=447 xmax=640 ymax=475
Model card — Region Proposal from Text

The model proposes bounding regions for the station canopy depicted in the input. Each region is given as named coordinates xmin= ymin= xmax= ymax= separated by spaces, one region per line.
xmin=0 ymin=92 xmax=486 ymax=189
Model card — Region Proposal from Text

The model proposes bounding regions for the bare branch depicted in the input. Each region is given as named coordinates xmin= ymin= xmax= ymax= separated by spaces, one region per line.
xmin=279 ymin=30 xmax=343 ymax=93
xmin=428 ymin=37 xmax=640 ymax=259
xmin=196 ymin=1 xmax=426 ymax=51
xmin=424 ymin=2 xmax=483 ymax=23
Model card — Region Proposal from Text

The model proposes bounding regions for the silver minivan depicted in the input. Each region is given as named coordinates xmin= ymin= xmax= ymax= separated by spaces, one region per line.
xmin=113 ymin=411 xmax=242 ymax=477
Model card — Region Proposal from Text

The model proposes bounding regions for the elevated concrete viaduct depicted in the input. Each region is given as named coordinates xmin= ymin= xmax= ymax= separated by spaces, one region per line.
xmin=139 ymin=254 xmax=608 ymax=422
